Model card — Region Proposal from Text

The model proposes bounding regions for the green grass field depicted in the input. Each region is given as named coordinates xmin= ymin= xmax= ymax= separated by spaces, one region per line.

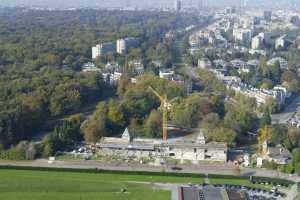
xmin=0 ymin=169 xmax=203 ymax=200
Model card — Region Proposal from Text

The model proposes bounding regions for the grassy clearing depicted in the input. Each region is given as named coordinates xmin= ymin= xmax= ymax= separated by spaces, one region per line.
xmin=0 ymin=169 xmax=203 ymax=200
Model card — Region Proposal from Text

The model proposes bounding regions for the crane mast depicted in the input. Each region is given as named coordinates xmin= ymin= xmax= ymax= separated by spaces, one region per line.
xmin=148 ymin=86 xmax=170 ymax=140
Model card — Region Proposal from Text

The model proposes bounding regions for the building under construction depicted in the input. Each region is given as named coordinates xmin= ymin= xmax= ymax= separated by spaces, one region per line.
xmin=96 ymin=128 xmax=228 ymax=163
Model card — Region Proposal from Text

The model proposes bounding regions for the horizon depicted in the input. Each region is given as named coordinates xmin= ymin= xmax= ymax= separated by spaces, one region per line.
xmin=0 ymin=0 xmax=299 ymax=9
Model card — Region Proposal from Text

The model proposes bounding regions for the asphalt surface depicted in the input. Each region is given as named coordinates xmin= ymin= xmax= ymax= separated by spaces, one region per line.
xmin=272 ymin=94 xmax=300 ymax=124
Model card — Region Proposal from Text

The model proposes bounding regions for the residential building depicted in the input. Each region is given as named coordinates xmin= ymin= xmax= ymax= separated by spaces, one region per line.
xmin=129 ymin=59 xmax=145 ymax=75
xmin=262 ymin=141 xmax=291 ymax=164
xmin=116 ymin=37 xmax=139 ymax=54
xmin=233 ymin=28 xmax=252 ymax=46
xmin=251 ymin=35 xmax=263 ymax=49
xmin=264 ymin=11 xmax=272 ymax=22
xmin=92 ymin=42 xmax=116 ymax=59
xmin=174 ymin=0 xmax=182 ymax=12
xmin=82 ymin=62 xmax=101 ymax=72
xmin=267 ymin=57 xmax=288 ymax=69
xmin=92 ymin=46 xmax=100 ymax=60
xmin=159 ymin=69 xmax=175 ymax=80
xmin=275 ymin=35 xmax=287 ymax=49
xmin=258 ymin=32 xmax=274 ymax=45
xmin=290 ymin=15 xmax=300 ymax=26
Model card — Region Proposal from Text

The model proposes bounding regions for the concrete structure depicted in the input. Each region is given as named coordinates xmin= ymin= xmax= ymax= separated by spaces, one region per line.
xmin=275 ymin=35 xmax=287 ymax=49
xmin=97 ymin=129 xmax=228 ymax=163
xmin=251 ymin=35 xmax=263 ymax=49
xmin=82 ymin=62 xmax=101 ymax=72
xmin=258 ymin=32 xmax=274 ymax=45
xmin=262 ymin=141 xmax=291 ymax=164
xmin=116 ymin=37 xmax=139 ymax=54
xmin=174 ymin=0 xmax=182 ymax=12
xmin=129 ymin=59 xmax=145 ymax=75
xmin=267 ymin=57 xmax=288 ymax=69
xmin=233 ymin=28 xmax=252 ymax=46
xmin=198 ymin=58 xmax=212 ymax=69
xmin=92 ymin=42 xmax=116 ymax=59
xmin=290 ymin=15 xmax=300 ymax=26
xmin=102 ymin=71 xmax=123 ymax=85
xmin=264 ymin=11 xmax=272 ymax=22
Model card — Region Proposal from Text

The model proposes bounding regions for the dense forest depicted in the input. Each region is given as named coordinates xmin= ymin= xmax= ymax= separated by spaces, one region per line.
xmin=0 ymin=8 xmax=200 ymax=151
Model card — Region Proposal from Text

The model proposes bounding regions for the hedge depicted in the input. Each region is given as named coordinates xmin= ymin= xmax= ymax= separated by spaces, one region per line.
xmin=0 ymin=165 xmax=207 ymax=178
xmin=251 ymin=176 xmax=294 ymax=187
xmin=208 ymin=174 xmax=249 ymax=180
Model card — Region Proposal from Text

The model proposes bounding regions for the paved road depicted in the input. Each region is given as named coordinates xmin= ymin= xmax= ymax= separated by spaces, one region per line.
xmin=272 ymin=93 xmax=300 ymax=124
xmin=1 ymin=159 xmax=299 ymax=183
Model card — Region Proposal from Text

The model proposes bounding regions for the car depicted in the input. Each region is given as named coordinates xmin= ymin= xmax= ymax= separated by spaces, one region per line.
xmin=171 ymin=166 xmax=182 ymax=171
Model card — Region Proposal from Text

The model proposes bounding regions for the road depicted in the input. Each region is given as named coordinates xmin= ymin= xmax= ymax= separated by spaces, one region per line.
xmin=1 ymin=159 xmax=299 ymax=183
xmin=272 ymin=93 xmax=300 ymax=124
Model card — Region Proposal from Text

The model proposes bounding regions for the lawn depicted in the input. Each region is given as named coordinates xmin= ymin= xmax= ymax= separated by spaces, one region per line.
xmin=0 ymin=169 xmax=203 ymax=200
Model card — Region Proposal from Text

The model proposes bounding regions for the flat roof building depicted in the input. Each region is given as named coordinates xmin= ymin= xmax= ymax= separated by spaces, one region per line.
xmin=116 ymin=37 xmax=139 ymax=54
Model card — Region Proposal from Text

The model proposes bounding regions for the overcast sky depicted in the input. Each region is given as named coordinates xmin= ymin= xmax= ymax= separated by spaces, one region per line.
xmin=0 ymin=0 xmax=298 ymax=9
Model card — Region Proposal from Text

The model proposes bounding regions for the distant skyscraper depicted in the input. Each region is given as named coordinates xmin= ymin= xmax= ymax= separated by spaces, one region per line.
xmin=198 ymin=0 xmax=203 ymax=10
xmin=264 ymin=11 xmax=272 ymax=22
xmin=174 ymin=0 xmax=182 ymax=12
xmin=242 ymin=0 xmax=248 ymax=7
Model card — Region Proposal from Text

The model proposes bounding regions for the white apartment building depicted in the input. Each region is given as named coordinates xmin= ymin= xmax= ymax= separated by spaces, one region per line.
xmin=92 ymin=42 xmax=116 ymax=59
xmin=116 ymin=37 xmax=138 ymax=54
xmin=251 ymin=35 xmax=263 ymax=49
xmin=233 ymin=28 xmax=252 ymax=46
xmin=92 ymin=45 xmax=100 ymax=60
xmin=275 ymin=35 xmax=287 ymax=49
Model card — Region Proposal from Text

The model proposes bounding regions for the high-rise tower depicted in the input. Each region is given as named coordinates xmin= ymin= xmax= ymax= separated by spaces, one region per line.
xmin=174 ymin=0 xmax=182 ymax=12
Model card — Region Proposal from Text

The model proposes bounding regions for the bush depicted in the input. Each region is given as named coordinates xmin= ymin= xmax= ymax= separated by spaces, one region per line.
xmin=279 ymin=163 xmax=294 ymax=174
xmin=252 ymin=176 xmax=294 ymax=187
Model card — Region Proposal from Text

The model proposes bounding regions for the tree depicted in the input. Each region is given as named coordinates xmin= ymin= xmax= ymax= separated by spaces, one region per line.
xmin=292 ymin=148 xmax=300 ymax=174
xmin=144 ymin=110 xmax=162 ymax=138
xmin=81 ymin=102 xmax=109 ymax=144
xmin=270 ymin=124 xmax=288 ymax=145
xmin=201 ymin=113 xmax=220 ymax=134
xmin=107 ymin=100 xmax=126 ymax=133
xmin=210 ymin=127 xmax=237 ymax=146
xmin=286 ymin=127 xmax=300 ymax=149
xmin=42 ymin=138 xmax=54 ymax=158
xmin=122 ymin=88 xmax=158 ymax=119
xmin=117 ymin=75 xmax=131 ymax=97
xmin=260 ymin=79 xmax=273 ymax=89
xmin=269 ymin=62 xmax=281 ymax=84
xmin=260 ymin=109 xmax=271 ymax=128
xmin=50 ymin=83 xmax=81 ymax=116
xmin=129 ymin=118 xmax=143 ymax=137
xmin=257 ymin=126 xmax=273 ymax=154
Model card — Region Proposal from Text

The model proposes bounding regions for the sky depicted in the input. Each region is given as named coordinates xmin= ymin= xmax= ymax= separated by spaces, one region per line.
xmin=0 ymin=0 xmax=298 ymax=9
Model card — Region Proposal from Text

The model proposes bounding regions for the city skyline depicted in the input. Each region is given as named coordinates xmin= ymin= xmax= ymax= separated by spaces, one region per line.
xmin=0 ymin=0 xmax=299 ymax=9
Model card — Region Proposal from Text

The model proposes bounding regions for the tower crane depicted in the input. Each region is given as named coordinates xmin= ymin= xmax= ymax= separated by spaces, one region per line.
xmin=148 ymin=86 xmax=174 ymax=141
